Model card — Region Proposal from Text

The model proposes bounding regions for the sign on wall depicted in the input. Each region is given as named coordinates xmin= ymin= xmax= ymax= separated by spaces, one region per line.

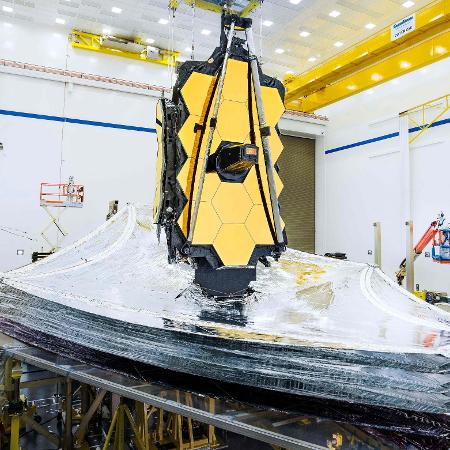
xmin=391 ymin=14 xmax=416 ymax=41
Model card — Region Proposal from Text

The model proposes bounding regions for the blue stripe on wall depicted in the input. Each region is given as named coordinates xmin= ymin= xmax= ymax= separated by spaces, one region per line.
xmin=0 ymin=109 xmax=156 ymax=133
xmin=2 ymin=107 xmax=448 ymax=148
xmin=325 ymin=117 xmax=450 ymax=155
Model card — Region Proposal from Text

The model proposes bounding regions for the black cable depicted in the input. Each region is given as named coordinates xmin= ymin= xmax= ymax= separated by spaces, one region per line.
xmin=0 ymin=228 xmax=34 ymax=241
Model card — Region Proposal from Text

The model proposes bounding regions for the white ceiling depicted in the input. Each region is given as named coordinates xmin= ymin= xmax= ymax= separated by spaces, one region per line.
xmin=0 ymin=0 xmax=432 ymax=78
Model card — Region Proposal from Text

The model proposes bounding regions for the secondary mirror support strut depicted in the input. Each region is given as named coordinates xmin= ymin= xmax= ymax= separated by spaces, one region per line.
xmin=245 ymin=26 xmax=284 ymax=245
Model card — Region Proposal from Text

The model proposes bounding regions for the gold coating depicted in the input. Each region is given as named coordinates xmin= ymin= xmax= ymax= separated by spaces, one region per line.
xmin=176 ymin=56 xmax=285 ymax=265
xmin=213 ymin=224 xmax=255 ymax=266
xmin=212 ymin=184 xmax=253 ymax=224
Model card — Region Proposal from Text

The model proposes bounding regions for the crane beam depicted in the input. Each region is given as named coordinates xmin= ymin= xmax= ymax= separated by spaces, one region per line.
xmin=284 ymin=0 xmax=450 ymax=112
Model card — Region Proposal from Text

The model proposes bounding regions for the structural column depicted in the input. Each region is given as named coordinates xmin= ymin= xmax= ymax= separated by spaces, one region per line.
xmin=373 ymin=222 xmax=382 ymax=269
xmin=64 ymin=378 xmax=73 ymax=450
xmin=399 ymin=113 xmax=414 ymax=292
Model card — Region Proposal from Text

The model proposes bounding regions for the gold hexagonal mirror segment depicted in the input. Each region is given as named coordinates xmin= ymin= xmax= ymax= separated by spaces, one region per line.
xmin=212 ymin=183 xmax=253 ymax=224
xmin=213 ymin=224 xmax=255 ymax=266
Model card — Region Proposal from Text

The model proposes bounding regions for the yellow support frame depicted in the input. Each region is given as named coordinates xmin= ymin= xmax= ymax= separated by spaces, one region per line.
xmin=9 ymin=415 xmax=20 ymax=450
xmin=404 ymin=93 xmax=450 ymax=143
xmin=102 ymin=403 xmax=147 ymax=450
xmin=284 ymin=0 xmax=450 ymax=112
xmin=169 ymin=0 xmax=259 ymax=16
xmin=71 ymin=30 xmax=180 ymax=66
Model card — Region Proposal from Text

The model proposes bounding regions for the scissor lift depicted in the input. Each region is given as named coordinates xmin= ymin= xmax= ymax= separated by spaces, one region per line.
xmin=39 ymin=176 xmax=84 ymax=252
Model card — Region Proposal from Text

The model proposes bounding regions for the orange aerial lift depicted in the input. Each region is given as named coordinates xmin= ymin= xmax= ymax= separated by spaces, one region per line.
xmin=396 ymin=212 xmax=450 ymax=286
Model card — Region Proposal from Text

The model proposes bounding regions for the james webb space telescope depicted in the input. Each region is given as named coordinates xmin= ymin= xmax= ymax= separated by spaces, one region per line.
xmin=153 ymin=14 xmax=287 ymax=297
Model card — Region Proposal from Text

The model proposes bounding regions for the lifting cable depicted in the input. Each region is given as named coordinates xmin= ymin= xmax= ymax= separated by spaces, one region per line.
xmin=55 ymin=35 xmax=72 ymax=249
xmin=59 ymin=35 xmax=71 ymax=187
xmin=168 ymin=5 xmax=176 ymax=89
xmin=190 ymin=0 xmax=196 ymax=60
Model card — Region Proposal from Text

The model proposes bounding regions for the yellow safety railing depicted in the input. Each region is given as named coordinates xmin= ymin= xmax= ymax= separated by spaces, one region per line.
xmin=403 ymin=94 xmax=450 ymax=143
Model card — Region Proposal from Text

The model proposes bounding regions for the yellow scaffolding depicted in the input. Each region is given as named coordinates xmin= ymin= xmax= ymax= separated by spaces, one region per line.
xmin=71 ymin=30 xmax=180 ymax=66
xmin=284 ymin=0 xmax=450 ymax=112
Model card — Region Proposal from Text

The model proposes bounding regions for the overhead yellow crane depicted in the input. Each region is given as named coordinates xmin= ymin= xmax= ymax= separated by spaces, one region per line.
xmin=71 ymin=30 xmax=180 ymax=66
xmin=284 ymin=0 xmax=450 ymax=112
xmin=70 ymin=0 xmax=260 ymax=65
xmin=168 ymin=0 xmax=260 ymax=16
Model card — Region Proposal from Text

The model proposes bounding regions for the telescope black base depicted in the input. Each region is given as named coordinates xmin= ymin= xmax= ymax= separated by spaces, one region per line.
xmin=194 ymin=264 xmax=256 ymax=298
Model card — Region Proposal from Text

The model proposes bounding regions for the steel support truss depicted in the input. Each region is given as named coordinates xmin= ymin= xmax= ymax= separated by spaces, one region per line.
xmin=399 ymin=93 xmax=449 ymax=292
xmin=0 ymin=333 xmax=327 ymax=450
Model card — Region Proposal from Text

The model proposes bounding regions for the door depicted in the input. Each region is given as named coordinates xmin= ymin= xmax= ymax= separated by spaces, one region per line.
xmin=278 ymin=134 xmax=315 ymax=253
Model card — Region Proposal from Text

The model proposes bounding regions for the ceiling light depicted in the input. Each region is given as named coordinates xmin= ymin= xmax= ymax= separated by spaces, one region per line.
xmin=400 ymin=60 xmax=411 ymax=68
xmin=435 ymin=46 xmax=446 ymax=54
xmin=308 ymin=56 xmax=316 ymax=62
xmin=111 ymin=6 xmax=122 ymax=14
xmin=334 ymin=41 xmax=343 ymax=47
xmin=262 ymin=20 xmax=273 ymax=27
xmin=329 ymin=10 xmax=341 ymax=18
xmin=347 ymin=84 xmax=357 ymax=90
xmin=55 ymin=18 xmax=65 ymax=25
xmin=201 ymin=29 xmax=211 ymax=35
xmin=275 ymin=48 xmax=285 ymax=54
xmin=402 ymin=1 xmax=414 ymax=8
xmin=102 ymin=28 xmax=111 ymax=34
xmin=365 ymin=23 xmax=376 ymax=29
xmin=2 ymin=6 xmax=13 ymax=12
xmin=185 ymin=46 xmax=192 ymax=52
xmin=285 ymin=70 xmax=294 ymax=74
xmin=290 ymin=0 xmax=302 ymax=4
xmin=3 ymin=22 xmax=12 ymax=27
xmin=299 ymin=31 xmax=310 ymax=37
xmin=146 ymin=38 xmax=155 ymax=44
xmin=371 ymin=73 xmax=382 ymax=81
xmin=158 ymin=18 xmax=168 ymax=25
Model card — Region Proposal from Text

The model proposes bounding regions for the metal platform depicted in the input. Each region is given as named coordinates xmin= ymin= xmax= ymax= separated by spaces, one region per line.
xmin=0 ymin=332 xmax=331 ymax=450
xmin=2 ymin=332 xmax=450 ymax=449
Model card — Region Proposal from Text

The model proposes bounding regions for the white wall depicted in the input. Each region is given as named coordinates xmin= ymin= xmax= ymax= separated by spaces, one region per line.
xmin=317 ymin=57 xmax=450 ymax=293
xmin=0 ymin=19 xmax=168 ymax=271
